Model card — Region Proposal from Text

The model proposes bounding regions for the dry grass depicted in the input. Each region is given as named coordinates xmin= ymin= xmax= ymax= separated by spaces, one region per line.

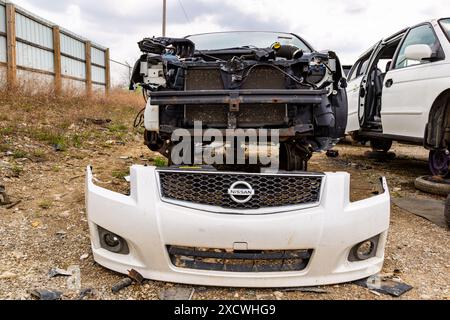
xmin=0 ymin=83 xmax=144 ymax=154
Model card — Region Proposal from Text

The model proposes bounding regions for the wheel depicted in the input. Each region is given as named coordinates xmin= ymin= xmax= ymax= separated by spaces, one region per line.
xmin=429 ymin=150 xmax=450 ymax=178
xmin=445 ymin=195 xmax=450 ymax=229
xmin=415 ymin=176 xmax=450 ymax=196
xmin=370 ymin=139 xmax=392 ymax=152
xmin=279 ymin=142 xmax=312 ymax=172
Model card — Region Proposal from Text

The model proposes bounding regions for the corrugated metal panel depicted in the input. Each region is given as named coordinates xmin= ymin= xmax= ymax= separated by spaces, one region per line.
xmin=92 ymin=83 xmax=106 ymax=92
xmin=0 ymin=36 xmax=6 ymax=62
xmin=91 ymin=47 xmax=105 ymax=66
xmin=16 ymin=41 xmax=54 ymax=72
xmin=0 ymin=4 xmax=6 ymax=33
xmin=15 ymin=13 xmax=53 ymax=49
xmin=60 ymin=33 xmax=85 ymax=60
xmin=61 ymin=55 xmax=86 ymax=79
xmin=92 ymin=65 xmax=105 ymax=84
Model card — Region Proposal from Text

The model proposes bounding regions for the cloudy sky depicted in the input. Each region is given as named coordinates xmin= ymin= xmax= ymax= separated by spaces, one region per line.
xmin=11 ymin=0 xmax=449 ymax=85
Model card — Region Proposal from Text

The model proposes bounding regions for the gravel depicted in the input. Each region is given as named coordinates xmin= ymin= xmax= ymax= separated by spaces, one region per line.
xmin=0 ymin=138 xmax=449 ymax=300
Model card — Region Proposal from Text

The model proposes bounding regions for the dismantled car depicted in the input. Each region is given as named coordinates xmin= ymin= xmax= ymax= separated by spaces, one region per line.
xmin=347 ymin=18 xmax=450 ymax=177
xmin=129 ymin=31 xmax=348 ymax=171
xmin=85 ymin=31 xmax=391 ymax=288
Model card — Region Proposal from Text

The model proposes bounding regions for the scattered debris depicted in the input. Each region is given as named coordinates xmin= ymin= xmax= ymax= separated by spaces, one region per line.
xmin=111 ymin=278 xmax=133 ymax=293
xmin=127 ymin=269 xmax=144 ymax=284
xmin=273 ymin=291 xmax=284 ymax=300
xmin=30 ymin=289 xmax=63 ymax=301
xmin=0 ymin=271 xmax=18 ymax=280
xmin=67 ymin=266 xmax=81 ymax=291
xmin=281 ymin=287 xmax=328 ymax=294
xmin=48 ymin=267 xmax=72 ymax=278
xmin=124 ymin=176 xmax=131 ymax=182
xmin=0 ymin=185 xmax=11 ymax=205
xmin=78 ymin=288 xmax=95 ymax=300
xmin=31 ymin=220 xmax=42 ymax=228
xmin=68 ymin=174 xmax=85 ymax=182
xmin=415 ymin=176 xmax=450 ymax=196
xmin=80 ymin=253 xmax=89 ymax=260
xmin=326 ymin=150 xmax=339 ymax=158
xmin=158 ymin=287 xmax=195 ymax=300
xmin=53 ymin=144 xmax=64 ymax=152
xmin=84 ymin=118 xmax=112 ymax=126
xmin=55 ymin=230 xmax=67 ymax=239
xmin=369 ymin=290 xmax=381 ymax=296
xmin=354 ymin=274 xmax=413 ymax=297
xmin=4 ymin=200 xmax=21 ymax=210
xmin=392 ymin=198 xmax=447 ymax=228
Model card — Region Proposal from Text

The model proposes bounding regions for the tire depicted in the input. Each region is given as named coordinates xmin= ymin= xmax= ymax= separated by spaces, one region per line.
xmin=445 ymin=195 xmax=450 ymax=229
xmin=370 ymin=139 xmax=392 ymax=152
xmin=415 ymin=176 xmax=450 ymax=196
xmin=429 ymin=150 xmax=450 ymax=178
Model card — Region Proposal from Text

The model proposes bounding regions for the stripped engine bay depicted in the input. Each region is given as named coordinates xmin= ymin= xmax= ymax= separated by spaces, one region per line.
xmin=130 ymin=32 xmax=348 ymax=170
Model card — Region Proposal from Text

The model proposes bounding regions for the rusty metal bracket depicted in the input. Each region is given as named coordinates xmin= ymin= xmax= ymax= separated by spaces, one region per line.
xmin=228 ymin=91 xmax=241 ymax=112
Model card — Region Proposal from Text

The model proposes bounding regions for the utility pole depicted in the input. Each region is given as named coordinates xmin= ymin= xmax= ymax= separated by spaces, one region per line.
xmin=162 ymin=0 xmax=167 ymax=37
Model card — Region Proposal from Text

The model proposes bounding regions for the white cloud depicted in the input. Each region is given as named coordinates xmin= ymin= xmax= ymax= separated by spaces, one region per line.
xmin=9 ymin=0 xmax=450 ymax=84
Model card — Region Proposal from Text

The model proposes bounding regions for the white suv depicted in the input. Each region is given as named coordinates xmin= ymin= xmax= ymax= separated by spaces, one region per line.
xmin=346 ymin=18 xmax=450 ymax=176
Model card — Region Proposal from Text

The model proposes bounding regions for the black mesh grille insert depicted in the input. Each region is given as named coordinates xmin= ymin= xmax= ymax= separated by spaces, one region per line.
xmin=167 ymin=246 xmax=313 ymax=272
xmin=158 ymin=171 xmax=323 ymax=210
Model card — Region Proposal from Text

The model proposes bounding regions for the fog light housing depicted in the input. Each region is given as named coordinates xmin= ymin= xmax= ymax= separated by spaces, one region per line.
xmin=349 ymin=235 xmax=380 ymax=262
xmin=98 ymin=226 xmax=130 ymax=255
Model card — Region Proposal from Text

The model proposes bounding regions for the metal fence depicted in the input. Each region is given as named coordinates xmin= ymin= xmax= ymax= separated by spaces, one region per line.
xmin=0 ymin=1 xmax=110 ymax=94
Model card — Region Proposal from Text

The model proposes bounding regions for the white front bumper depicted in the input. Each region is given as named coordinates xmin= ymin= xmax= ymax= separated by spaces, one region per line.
xmin=86 ymin=166 xmax=390 ymax=288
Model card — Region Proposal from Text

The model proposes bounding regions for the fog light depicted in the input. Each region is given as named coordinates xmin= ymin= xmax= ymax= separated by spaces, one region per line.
xmin=104 ymin=233 xmax=121 ymax=248
xmin=349 ymin=235 xmax=380 ymax=262
xmin=356 ymin=241 xmax=375 ymax=260
xmin=98 ymin=226 xmax=129 ymax=255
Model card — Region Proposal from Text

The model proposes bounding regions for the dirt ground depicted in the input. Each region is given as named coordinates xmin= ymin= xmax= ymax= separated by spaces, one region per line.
xmin=1 ymin=113 xmax=449 ymax=299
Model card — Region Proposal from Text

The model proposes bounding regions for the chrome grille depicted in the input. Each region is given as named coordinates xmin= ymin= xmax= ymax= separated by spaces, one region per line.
xmin=158 ymin=170 xmax=323 ymax=210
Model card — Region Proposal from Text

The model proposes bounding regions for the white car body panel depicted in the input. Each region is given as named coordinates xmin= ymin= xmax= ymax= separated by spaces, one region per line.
xmin=346 ymin=75 xmax=364 ymax=132
xmin=382 ymin=60 xmax=450 ymax=137
xmin=346 ymin=19 xmax=450 ymax=140
xmin=86 ymin=166 xmax=390 ymax=288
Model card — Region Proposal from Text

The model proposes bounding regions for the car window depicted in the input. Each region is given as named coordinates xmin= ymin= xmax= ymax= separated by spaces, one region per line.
xmin=348 ymin=52 xmax=372 ymax=81
xmin=186 ymin=32 xmax=311 ymax=52
xmin=347 ymin=61 xmax=360 ymax=81
xmin=439 ymin=18 xmax=450 ymax=42
xmin=358 ymin=58 xmax=370 ymax=76
xmin=377 ymin=59 xmax=392 ymax=73
xmin=395 ymin=24 xmax=440 ymax=69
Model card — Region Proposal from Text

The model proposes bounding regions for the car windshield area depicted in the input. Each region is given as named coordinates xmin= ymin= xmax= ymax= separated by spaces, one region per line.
xmin=186 ymin=31 xmax=311 ymax=52
xmin=440 ymin=18 xmax=450 ymax=42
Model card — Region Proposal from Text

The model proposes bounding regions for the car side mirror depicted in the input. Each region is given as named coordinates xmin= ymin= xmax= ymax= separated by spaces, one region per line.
xmin=404 ymin=44 xmax=433 ymax=61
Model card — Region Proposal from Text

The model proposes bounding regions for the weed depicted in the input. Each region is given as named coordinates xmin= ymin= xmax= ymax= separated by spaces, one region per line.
xmin=112 ymin=169 xmax=129 ymax=180
xmin=153 ymin=157 xmax=167 ymax=168
xmin=108 ymin=123 xmax=128 ymax=133
xmin=32 ymin=149 xmax=46 ymax=159
xmin=72 ymin=134 xmax=83 ymax=148
xmin=31 ymin=129 xmax=68 ymax=151
xmin=0 ymin=144 xmax=10 ymax=152
xmin=12 ymin=150 xmax=28 ymax=159
xmin=38 ymin=199 xmax=52 ymax=210
xmin=0 ymin=127 xmax=14 ymax=135
xmin=11 ymin=164 xmax=23 ymax=176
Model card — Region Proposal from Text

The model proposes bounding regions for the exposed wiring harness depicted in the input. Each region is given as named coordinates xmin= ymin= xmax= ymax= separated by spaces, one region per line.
xmin=134 ymin=108 xmax=145 ymax=129
xmin=239 ymin=63 xmax=318 ymax=89
xmin=133 ymin=88 xmax=147 ymax=129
